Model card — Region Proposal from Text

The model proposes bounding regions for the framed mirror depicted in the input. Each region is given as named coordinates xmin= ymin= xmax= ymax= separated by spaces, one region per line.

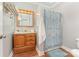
xmin=16 ymin=9 xmax=34 ymax=27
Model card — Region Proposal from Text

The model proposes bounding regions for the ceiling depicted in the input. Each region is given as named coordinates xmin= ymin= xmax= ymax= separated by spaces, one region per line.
xmin=13 ymin=2 xmax=62 ymax=9
xmin=35 ymin=2 xmax=62 ymax=8
xmin=37 ymin=2 xmax=56 ymax=6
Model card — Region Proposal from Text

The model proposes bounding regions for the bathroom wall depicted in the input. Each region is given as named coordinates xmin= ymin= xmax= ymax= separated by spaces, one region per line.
xmin=3 ymin=8 xmax=16 ymax=56
xmin=53 ymin=2 xmax=79 ymax=49
xmin=0 ymin=3 xmax=3 ymax=33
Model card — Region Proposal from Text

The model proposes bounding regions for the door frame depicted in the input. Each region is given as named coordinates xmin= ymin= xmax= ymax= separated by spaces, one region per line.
xmin=0 ymin=2 xmax=3 ymax=57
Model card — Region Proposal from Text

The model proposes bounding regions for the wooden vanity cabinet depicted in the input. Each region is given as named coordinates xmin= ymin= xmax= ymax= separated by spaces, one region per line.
xmin=13 ymin=33 xmax=36 ymax=54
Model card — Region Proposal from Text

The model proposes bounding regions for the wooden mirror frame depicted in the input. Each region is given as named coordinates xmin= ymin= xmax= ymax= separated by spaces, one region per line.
xmin=16 ymin=9 xmax=34 ymax=27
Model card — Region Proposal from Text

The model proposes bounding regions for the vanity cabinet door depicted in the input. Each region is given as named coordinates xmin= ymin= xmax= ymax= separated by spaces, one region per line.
xmin=14 ymin=35 xmax=25 ymax=48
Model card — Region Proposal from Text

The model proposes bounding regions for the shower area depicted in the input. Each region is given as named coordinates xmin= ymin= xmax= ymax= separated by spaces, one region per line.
xmin=36 ymin=6 xmax=70 ymax=57
xmin=43 ymin=9 xmax=68 ymax=57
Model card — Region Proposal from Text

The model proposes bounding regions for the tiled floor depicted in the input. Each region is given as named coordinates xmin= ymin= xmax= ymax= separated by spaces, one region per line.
xmin=13 ymin=48 xmax=74 ymax=57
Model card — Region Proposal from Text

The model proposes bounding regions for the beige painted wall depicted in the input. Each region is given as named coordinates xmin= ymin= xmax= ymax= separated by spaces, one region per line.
xmin=53 ymin=2 xmax=79 ymax=49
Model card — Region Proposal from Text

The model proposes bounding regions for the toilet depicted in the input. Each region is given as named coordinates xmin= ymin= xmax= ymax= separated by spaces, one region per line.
xmin=71 ymin=38 xmax=79 ymax=57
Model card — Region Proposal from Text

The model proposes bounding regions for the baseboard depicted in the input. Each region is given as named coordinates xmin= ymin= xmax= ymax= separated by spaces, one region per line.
xmin=9 ymin=50 xmax=13 ymax=57
xmin=36 ymin=47 xmax=45 ymax=56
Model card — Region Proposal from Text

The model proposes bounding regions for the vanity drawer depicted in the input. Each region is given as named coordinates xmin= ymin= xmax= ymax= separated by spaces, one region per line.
xmin=14 ymin=46 xmax=35 ymax=54
xmin=14 ymin=47 xmax=25 ymax=54
xmin=14 ymin=34 xmax=24 ymax=38
xmin=25 ymin=41 xmax=35 ymax=46
xmin=26 ymin=33 xmax=35 ymax=37
xmin=26 ymin=37 xmax=35 ymax=41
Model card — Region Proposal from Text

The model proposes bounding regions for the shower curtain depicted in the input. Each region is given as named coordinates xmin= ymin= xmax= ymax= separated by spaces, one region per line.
xmin=35 ymin=7 xmax=46 ymax=56
xmin=44 ymin=9 xmax=62 ymax=51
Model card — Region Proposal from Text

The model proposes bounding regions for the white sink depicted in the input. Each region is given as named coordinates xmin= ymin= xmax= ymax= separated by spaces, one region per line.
xmin=14 ymin=32 xmax=35 ymax=34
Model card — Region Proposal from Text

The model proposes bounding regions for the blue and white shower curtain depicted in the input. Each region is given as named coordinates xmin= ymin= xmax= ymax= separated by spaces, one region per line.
xmin=44 ymin=9 xmax=62 ymax=51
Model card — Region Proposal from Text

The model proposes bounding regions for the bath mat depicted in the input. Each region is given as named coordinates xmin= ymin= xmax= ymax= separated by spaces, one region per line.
xmin=47 ymin=48 xmax=68 ymax=57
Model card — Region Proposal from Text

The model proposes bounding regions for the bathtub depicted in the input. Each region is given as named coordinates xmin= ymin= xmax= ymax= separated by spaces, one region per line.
xmin=71 ymin=49 xmax=79 ymax=57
